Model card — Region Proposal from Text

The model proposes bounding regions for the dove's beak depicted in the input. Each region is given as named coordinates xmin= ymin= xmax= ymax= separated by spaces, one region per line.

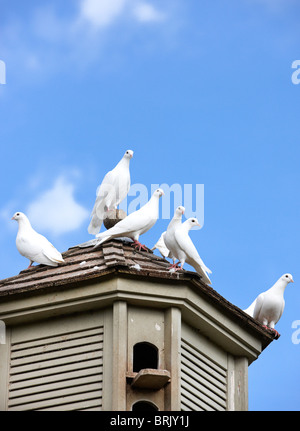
xmin=291 ymin=279 xmax=294 ymax=283
xmin=196 ymin=222 xmax=201 ymax=227
xmin=11 ymin=216 xmax=15 ymax=220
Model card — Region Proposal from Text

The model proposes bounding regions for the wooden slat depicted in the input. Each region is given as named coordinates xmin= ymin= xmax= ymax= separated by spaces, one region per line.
xmin=180 ymin=337 xmax=227 ymax=411
xmin=8 ymin=382 xmax=102 ymax=407
xmin=10 ymin=339 xmax=103 ymax=366
xmin=9 ymin=357 xmax=103 ymax=382
xmin=10 ymin=350 xmax=102 ymax=375
xmin=181 ymin=347 xmax=226 ymax=384
xmin=181 ymin=387 xmax=212 ymax=411
xmin=9 ymin=365 xmax=103 ymax=391
xmin=8 ymin=389 xmax=102 ymax=411
xmin=181 ymin=374 xmax=226 ymax=410
xmin=181 ymin=340 xmax=226 ymax=376
xmin=181 ymin=363 xmax=226 ymax=404
xmin=9 ymin=320 xmax=104 ymax=411
xmin=11 ymin=327 xmax=103 ymax=351
xmin=38 ymin=398 xmax=102 ymax=411
xmin=9 ymin=373 xmax=103 ymax=399
xmin=181 ymin=350 xmax=226 ymax=392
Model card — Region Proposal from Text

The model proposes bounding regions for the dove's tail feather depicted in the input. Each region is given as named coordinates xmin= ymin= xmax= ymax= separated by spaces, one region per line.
xmin=88 ymin=199 xmax=107 ymax=235
xmin=243 ymin=299 xmax=256 ymax=317
xmin=42 ymin=251 xmax=64 ymax=266
xmin=192 ymin=261 xmax=212 ymax=285
xmin=93 ymin=235 xmax=111 ymax=249
xmin=203 ymin=264 xmax=212 ymax=274
xmin=88 ymin=216 xmax=103 ymax=235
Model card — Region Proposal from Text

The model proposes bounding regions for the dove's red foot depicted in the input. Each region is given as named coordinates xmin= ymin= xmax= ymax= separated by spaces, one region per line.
xmin=131 ymin=240 xmax=148 ymax=252
xmin=27 ymin=261 xmax=34 ymax=269
xmin=262 ymin=325 xmax=280 ymax=339
xmin=168 ymin=262 xmax=181 ymax=271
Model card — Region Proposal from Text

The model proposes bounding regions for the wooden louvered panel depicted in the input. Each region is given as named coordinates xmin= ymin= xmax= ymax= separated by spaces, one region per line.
xmin=11 ymin=330 xmax=103 ymax=358
xmin=181 ymin=339 xmax=227 ymax=411
xmin=8 ymin=325 xmax=104 ymax=411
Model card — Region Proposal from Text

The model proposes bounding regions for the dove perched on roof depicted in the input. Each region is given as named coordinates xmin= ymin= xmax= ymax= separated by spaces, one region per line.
xmin=88 ymin=149 xmax=133 ymax=235
xmin=94 ymin=188 xmax=164 ymax=251
xmin=163 ymin=206 xmax=185 ymax=268
xmin=168 ymin=217 xmax=212 ymax=285
xmin=244 ymin=273 xmax=294 ymax=338
xmin=151 ymin=231 xmax=170 ymax=258
xmin=12 ymin=212 xmax=65 ymax=269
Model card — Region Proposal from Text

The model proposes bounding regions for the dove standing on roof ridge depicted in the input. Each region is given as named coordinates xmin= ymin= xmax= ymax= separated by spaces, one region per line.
xmin=88 ymin=149 xmax=133 ymax=235
xmin=244 ymin=273 xmax=294 ymax=338
xmin=94 ymin=188 xmax=164 ymax=251
xmin=170 ymin=217 xmax=212 ymax=285
xmin=12 ymin=212 xmax=65 ymax=269
xmin=163 ymin=206 xmax=185 ymax=268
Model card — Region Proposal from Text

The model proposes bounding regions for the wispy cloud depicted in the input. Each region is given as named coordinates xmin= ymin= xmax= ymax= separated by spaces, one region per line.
xmin=0 ymin=0 xmax=171 ymax=82
xmin=132 ymin=2 xmax=165 ymax=23
xmin=79 ymin=0 xmax=128 ymax=28
xmin=26 ymin=176 xmax=89 ymax=236
xmin=78 ymin=0 xmax=165 ymax=28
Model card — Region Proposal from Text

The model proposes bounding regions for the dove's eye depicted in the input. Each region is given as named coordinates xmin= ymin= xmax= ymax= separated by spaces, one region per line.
xmin=286 ymin=275 xmax=289 ymax=278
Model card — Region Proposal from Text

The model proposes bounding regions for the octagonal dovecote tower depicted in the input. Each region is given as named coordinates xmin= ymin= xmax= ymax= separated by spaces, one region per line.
xmin=0 ymin=239 xmax=275 ymax=411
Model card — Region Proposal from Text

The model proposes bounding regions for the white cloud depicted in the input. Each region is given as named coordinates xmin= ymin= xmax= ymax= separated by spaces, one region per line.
xmin=79 ymin=0 xmax=128 ymax=28
xmin=79 ymin=0 xmax=166 ymax=28
xmin=133 ymin=2 xmax=165 ymax=23
xmin=26 ymin=176 xmax=89 ymax=236
xmin=0 ymin=0 xmax=174 ymax=83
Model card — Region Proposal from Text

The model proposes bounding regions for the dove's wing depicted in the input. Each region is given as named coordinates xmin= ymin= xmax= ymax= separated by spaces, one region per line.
xmin=39 ymin=236 xmax=65 ymax=264
xmin=174 ymin=229 xmax=212 ymax=274
xmin=96 ymin=166 xmax=130 ymax=209
xmin=174 ymin=228 xmax=212 ymax=284
xmin=88 ymin=170 xmax=116 ymax=235
xmin=89 ymin=160 xmax=131 ymax=235
xmin=96 ymin=205 xmax=154 ymax=242
xmin=151 ymin=232 xmax=171 ymax=258
xmin=252 ymin=293 xmax=265 ymax=321
xmin=16 ymin=230 xmax=64 ymax=267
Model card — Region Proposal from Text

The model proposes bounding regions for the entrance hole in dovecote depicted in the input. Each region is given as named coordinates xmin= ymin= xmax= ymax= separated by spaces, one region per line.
xmin=133 ymin=342 xmax=158 ymax=372
xmin=132 ymin=400 xmax=159 ymax=411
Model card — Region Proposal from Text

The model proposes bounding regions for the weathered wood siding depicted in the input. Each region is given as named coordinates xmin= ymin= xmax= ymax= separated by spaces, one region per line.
xmin=180 ymin=322 xmax=227 ymax=411
xmin=7 ymin=312 xmax=104 ymax=411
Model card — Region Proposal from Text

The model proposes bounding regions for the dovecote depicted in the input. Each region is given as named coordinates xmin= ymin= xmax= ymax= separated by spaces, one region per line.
xmin=0 ymin=239 xmax=275 ymax=411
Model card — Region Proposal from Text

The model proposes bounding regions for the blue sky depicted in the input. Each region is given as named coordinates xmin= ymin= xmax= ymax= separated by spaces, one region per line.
xmin=1 ymin=0 xmax=300 ymax=411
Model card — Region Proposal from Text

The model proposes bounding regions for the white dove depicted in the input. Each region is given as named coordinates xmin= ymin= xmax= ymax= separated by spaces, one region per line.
xmin=244 ymin=273 xmax=294 ymax=338
xmin=169 ymin=217 xmax=212 ymax=285
xmin=12 ymin=212 xmax=65 ymax=269
xmin=163 ymin=206 xmax=185 ymax=269
xmin=94 ymin=188 xmax=164 ymax=251
xmin=88 ymin=149 xmax=133 ymax=235
xmin=151 ymin=231 xmax=169 ymax=258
